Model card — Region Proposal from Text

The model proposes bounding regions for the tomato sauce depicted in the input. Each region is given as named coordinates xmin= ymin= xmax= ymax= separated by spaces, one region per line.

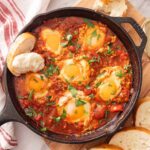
xmin=14 ymin=17 xmax=132 ymax=135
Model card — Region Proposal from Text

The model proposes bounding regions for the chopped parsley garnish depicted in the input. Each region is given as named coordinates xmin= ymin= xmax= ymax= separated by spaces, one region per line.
xmin=28 ymin=89 xmax=34 ymax=100
xmin=46 ymin=101 xmax=55 ymax=106
xmin=104 ymin=110 xmax=110 ymax=119
xmin=69 ymin=52 xmax=73 ymax=58
xmin=107 ymin=46 xmax=113 ymax=55
xmin=47 ymin=96 xmax=52 ymax=100
xmin=91 ymin=30 xmax=97 ymax=37
xmin=95 ymin=82 xmax=101 ymax=88
xmin=33 ymin=78 xmax=38 ymax=82
xmin=88 ymin=56 xmax=100 ymax=64
xmin=89 ymin=94 xmax=95 ymax=98
xmin=76 ymin=99 xmax=86 ymax=107
xmin=54 ymin=116 xmax=61 ymax=122
xmin=17 ymin=95 xmax=27 ymax=99
xmin=85 ymin=84 xmax=91 ymax=89
xmin=44 ymin=64 xmax=60 ymax=77
xmin=60 ymin=42 xmax=68 ymax=48
xmin=25 ymin=107 xmax=37 ymax=117
xmin=97 ymin=34 xmax=101 ymax=40
xmin=54 ymin=109 xmax=67 ymax=122
xmin=40 ymin=75 xmax=44 ymax=80
xmin=74 ymin=30 xmax=78 ymax=35
xmin=68 ymin=85 xmax=77 ymax=97
xmin=83 ymin=18 xmax=94 ymax=28
xmin=115 ymin=70 xmax=124 ymax=78
xmin=40 ymin=127 xmax=47 ymax=132
xmin=124 ymin=64 xmax=132 ymax=74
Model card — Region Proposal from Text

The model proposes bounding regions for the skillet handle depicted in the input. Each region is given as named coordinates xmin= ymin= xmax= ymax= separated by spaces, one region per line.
xmin=0 ymin=96 xmax=25 ymax=126
xmin=110 ymin=17 xmax=147 ymax=58
xmin=0 ymin=89 xmax=25 ymax=126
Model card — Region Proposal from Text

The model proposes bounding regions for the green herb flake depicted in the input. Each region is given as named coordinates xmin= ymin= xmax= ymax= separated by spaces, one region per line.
xmin=28 ymin=89 xmax=34 ymax=100
xmin=40 ymin=127 xmax=47 ymax=132
xmin=53 ymin=109 xmax=66 ymax=122
xmin=40 ymin=75 xmax=44 ymax=80
xmin=76 ymin=99 xmax=86 ymax=107
xmin=115 ymin=70 xmax=124 ymax=78
xmin=47 ymin=96 xmax=52 ymax=100
xmin=83 ymin=18 xmax=95 ymax=28
xmin=95 ymin=82 xmax=101 ymax=88
xmin=60 ymin=42 xmax=68 ymax=48
xmin=107 ymin=46 xmax=113 ymax=55
xmin=61 ymin=109 xmax=67 ymax=119
xmin=97 ymin=34 xmax=101 ymax=40
xmin=33 ymin=78 xmax=38 ymax=82
xmin=74 ymin=30 xmax=78 ymax=35
xmin=54 ymin=116 xmax=61 ymax=122
xmin=25 ymin=107 xmax=37 ymax=117
xmin=89 ymin=94 xmax=95 ymax=98
xmin=88 ymin=56 xmax=100 ymax=64
xmin=66 ymin=34 xmax=73 ymax=41
xmin=105 ymin=110 xmax=110 ymax=119
xmin=91 ymin=30 xmax=97 ymax=37
xmin=17 ymin=95 xmax=26 ymax=99
xmin=44 ymin=64 xmax=60 ymax=77
xmin=68 ymin=85 xmax=77 ymax=97
xmin=99 ymin=119 xmax=103 ymax=124
xmin=69 ymin=52 xmax=73 ymax=58
xmin=46 ymin=101 xmax=56 ymax=106
xmin=85 ymin=84 xmax=91 ymax=89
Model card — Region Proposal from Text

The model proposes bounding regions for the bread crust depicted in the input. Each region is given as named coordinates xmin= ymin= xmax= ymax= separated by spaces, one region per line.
xmin=90 ymin=144 xmax=123 ymax=150
xmin=135 ymin=97 xmax=150 ymax=128
xmin=7 ymin=32 xmax=36 ymax=76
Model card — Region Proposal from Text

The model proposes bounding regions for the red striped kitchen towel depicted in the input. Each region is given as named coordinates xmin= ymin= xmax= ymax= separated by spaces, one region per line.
xmin=0 ymin=0 xmax=50 ymax=149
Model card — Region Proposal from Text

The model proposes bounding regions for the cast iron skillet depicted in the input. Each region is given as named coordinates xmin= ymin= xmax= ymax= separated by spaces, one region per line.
xmin=0 ymin=7 xmax=147 ymax=144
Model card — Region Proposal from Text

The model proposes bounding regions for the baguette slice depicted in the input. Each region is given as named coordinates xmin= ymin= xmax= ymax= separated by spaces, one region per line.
xmin=135 ymin=97 xmax=150 ymax=130
xmin=93 ymin=0 xmax=127 ymax=17
xmin=89 ymin=144 xmax=123 ymax=150
xmin=12 ymin=52 xmax=44 ymax=76
xmin=109 ymin=127 xmax=150 ymax=150
xmin=7 ymin=32 xmax=36 ymax=76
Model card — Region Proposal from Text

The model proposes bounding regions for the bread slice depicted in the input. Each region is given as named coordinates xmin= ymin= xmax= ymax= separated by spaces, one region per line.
xmin=12 ymin=52 xmax=44 ymax=76
xmin=135 ymin=97 xmax=150 ymax=130
xmin=89 ymin=144 xmax=123 ymax=150
xmin=7 ymin=32 xmax=36 ymax=76
xmin=109 ymin=127 xmax=150 ymax=150
xmin=142 ymin=19 xmax=150 ymax=57
xmin=93 ymin=0 xmax=127 ymax=17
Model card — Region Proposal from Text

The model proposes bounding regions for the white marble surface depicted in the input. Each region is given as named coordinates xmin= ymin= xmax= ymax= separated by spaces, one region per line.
xmin=13 ymin=0 xmax=150 ymax=150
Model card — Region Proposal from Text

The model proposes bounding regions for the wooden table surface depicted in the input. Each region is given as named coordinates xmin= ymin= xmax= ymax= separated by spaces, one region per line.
xmin=13 ymin=1 xmax=150 ymax=150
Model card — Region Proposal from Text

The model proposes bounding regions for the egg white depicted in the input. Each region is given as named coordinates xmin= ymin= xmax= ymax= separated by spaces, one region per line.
xmin=25 ymin=73 xmax=50 ymax=100
xmin=79 ymin=24 xmax=106 ymax=51
xmin=95 ymin=66 xmax=124 ymax=101
xmin=59 ymin=59 xmax=90 ymax=84
xmin=40 ymin=28 xmax=63 ymax=55
xmin=57 ymin=90 xmax=91 ymax=126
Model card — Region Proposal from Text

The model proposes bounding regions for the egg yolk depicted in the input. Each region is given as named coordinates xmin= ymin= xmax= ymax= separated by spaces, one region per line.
xmin=82 ymin=26 xmax=105 ymax=50
xmin=63 ymin=99 xmax=88 ymax=123
xmin=63 ymin=64 xmax=81 ymax=79
xmin=99 ymin=78 xmax=118 ymax=101
xmin=41 ymin=29 xmax=61 ymax=54
xmin=26 ymin=73 xmax=47 ymax=92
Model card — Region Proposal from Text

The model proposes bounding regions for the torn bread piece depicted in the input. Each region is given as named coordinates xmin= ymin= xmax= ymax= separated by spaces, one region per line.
xmin=12 ymin=52 xmax=44 ymax=76
xmin=89 ymin=144 xmax=123 ymax=150
xmin=135 ymin=97 xmax=150 ymax=130
xmin=93 ymin=0 xmax=127 ymax=17
xmin=7 ymin=32 xmax=36 ymax=76
xmin=109 ymin=127 xmax=150 ymax=150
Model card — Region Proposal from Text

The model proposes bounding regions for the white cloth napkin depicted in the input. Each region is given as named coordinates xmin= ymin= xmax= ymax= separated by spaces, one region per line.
xmin=0 ymin=0 xmax=50 ymax=149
